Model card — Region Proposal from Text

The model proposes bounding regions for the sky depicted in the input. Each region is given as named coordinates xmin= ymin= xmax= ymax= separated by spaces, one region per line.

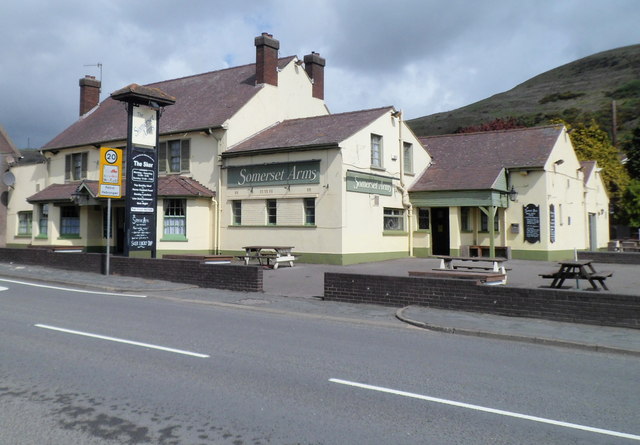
xmin=1 ymin=0 xmax=639 ymax=149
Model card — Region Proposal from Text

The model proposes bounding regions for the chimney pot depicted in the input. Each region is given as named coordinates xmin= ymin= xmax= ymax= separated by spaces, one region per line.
xmin=255 ymin=33 xmax=280 ymax=86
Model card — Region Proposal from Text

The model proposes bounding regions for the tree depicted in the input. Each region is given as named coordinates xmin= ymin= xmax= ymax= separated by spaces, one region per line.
xmin=457 ymin=117 xmax=525 ymax=133
xmin=560 ymin=120 xmax=630 ymax=224
xmin=621 ymin=179 xmax=640 ymax=228
xmin=624 ymin=126 xmax=640 ymax=180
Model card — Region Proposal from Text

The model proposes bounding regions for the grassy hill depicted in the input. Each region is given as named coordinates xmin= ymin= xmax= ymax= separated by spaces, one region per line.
xmin=407 ymin=44 xmax=640 ymax=146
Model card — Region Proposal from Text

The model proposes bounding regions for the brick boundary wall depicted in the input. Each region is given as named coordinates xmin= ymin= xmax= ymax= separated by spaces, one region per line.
xmin=578 ymin=251 xmax=640 ymax=265
xmin=324 ymin=273 xmax=640 ymax=329
xmin=0 ymin=248 xmax=262 ymax=292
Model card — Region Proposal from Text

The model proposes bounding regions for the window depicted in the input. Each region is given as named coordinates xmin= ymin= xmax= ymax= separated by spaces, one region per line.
xmin=266 ymin=199 xmax=277 ymax=225
xmin=461 ymin=207 xmax=471 ymax=232
xmin=18 ymin=211 xmax=32 ymax=236
xmin=371 ymin=134 xmax=383 ymax=168
xmin=403 ymin=142 xmax=413 ymax=174
xmin=232 ymin=200 xmax=242 ymax=225
xmin=480 ymin=210 xmax=499 ymax=232
xmin=163 ymin=199 xmax=186 ymax=237
xmin=65 ymin=152 xmax=88 ymax=181
xmin=159 ymin=139 xmax=190 ymax=173
xmin=39 ymin=204 xmax=48 ymax=236
xmin=304 ymin=198 xmax=315 ymax=225
xmin=384 ymin=208 xmax=404 ymax=231
xmin=417 ymin=208 xmax=429 ymax=230
xmin=60 ymin=206 xmax=80 ymax=236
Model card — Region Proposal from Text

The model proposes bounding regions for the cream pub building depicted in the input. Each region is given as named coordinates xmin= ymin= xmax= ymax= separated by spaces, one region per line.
xmin=6 ymin=34 xmax=609 ymax=264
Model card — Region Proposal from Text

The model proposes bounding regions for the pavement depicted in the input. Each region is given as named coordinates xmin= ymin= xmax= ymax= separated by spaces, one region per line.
xmin=0 ymin=257 xmax=639 ymax=356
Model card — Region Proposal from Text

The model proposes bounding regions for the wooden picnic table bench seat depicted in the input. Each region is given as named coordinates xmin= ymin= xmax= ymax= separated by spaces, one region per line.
xmin=409 ymin=269 xmax=506 ymax=284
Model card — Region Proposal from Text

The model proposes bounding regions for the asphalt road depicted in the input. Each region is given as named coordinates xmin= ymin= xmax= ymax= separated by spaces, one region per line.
xmin=1 ymin=279 xmax=639 ymax=444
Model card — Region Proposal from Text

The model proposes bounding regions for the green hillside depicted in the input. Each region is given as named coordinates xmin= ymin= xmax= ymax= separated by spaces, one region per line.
xmin=407 ymin=44 xmax=640 ymax=146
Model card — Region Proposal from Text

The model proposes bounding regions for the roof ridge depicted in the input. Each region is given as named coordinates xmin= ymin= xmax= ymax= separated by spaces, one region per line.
xmin=144 ymin=55 xmax=297 ymax=88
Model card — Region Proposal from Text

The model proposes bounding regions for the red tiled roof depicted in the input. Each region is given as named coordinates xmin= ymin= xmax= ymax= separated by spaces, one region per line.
xmin=27 ymin=176 xmax=214 ymax=202
xmin=224 ymin=107 xmax=394 ymax=155
xmin=410 ymin=125 xmax=563 ymax=192
xmin=42 ymin=57 xmax=296 ymax=150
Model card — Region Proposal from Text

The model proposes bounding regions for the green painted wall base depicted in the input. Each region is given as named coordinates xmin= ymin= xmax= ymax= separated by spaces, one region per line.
xmin=510 ymin=249 xmax=575 ymax=261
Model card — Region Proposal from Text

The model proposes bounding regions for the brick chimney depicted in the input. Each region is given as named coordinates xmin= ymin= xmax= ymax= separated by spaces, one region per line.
xmin=79 ymin=75 xmax=101 ymax=116
xmin=255 ymin=33 xmax=280 ymax=86
xmin=304 ymin=52 xmax=326 ymax=100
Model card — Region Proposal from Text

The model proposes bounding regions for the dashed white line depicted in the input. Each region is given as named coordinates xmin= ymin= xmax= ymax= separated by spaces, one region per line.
xmin=0 ymin=278 xmax=146 ymax=298
xmin=329 ymin=378 xmax=640 ymax=441
xmin=35 ymin=324 xmax=209 ymax=358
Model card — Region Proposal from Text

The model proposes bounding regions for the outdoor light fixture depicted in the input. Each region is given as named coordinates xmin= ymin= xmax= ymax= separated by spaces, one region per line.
xmin=554 ymin=159 xmax=565 ymax=165
xmin=508 ymin=185 xmax=518 ymax=202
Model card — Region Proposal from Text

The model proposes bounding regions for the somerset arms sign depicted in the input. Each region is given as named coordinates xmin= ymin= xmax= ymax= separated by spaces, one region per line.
xmin=227 ymin=161 xmax=320 ymax=187
xmin=346 ymin=170 xmax=393 ymax=196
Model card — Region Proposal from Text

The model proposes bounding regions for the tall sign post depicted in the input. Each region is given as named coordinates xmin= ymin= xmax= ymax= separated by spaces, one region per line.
xmin=97 ymin=147 xmax=123 ymax=275
xmin=111 ymin=84 xmax=175 ymax=258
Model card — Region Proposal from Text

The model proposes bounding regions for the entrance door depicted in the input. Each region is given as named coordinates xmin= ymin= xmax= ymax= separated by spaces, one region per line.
xmin=431 ymin=207 xmax=450 ymax=255
xmin=588 ymin=212 xmax=597 ymax=251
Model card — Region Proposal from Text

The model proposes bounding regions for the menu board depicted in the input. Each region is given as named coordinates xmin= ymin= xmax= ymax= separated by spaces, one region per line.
xmin=523 ymin=204 xmax=541 ymax=244
xmin=125 ymin=147 xmax=157 ymax=251
xmin=549 ymin=204 xmax=556 ymax=243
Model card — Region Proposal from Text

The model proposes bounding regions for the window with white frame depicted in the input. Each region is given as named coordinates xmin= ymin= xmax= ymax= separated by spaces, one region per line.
xmin=304 ymin=198 xmax=315 ymax=225
xmin=18 ymin=211 xmax=32 ymax=236
xmin=159 ymin=139 xmax=190 ymax=173
xmin=163 ymin=199 xmax=186 ymax=238
xmin=38 ymin=204 xmax=48 ymax=237
xmin=403 ymin=142 xmax=413 ymax=174
xmin=384 ymin=208 xmax=404 ymax=231
xmin=232 ymin=200 xmax=242 ymax=225
xmin=65 ymin=152 xmax=88 ymax=181
xmin=371 ymin=134 xmax=383 ymax=168
xmin=60 ymin=206 xmax=80 ymax=236
xmin=266 ymin=199 xmax=277 ymax=225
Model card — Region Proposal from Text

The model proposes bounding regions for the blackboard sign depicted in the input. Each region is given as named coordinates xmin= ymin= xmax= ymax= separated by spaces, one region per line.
xmin=523 ymin=204 xmax=541 ymax=244
xmin=125 ymin=147 xmax=157 ymax=251
xmin=549 ymin=204 xmax=556 ymax=243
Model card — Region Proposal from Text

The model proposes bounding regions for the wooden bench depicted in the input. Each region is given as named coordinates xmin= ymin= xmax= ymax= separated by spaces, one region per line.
xmin=466 ymin=245 xmax=510 ymax=259
xmin=409 ymin=270 xmax=507 ymax=284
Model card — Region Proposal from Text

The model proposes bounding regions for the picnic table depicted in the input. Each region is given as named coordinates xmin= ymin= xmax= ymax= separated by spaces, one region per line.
xmin=430 ymin=255 xmax=508 ymax=285
xmin=539 ymin=260 xmax=612 ymax=290
xmin=238 ymin=246 xmax=297 ymax=269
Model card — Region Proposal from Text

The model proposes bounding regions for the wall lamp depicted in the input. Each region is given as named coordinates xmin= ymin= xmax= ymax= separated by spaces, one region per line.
xmin=508 ymin=185 xmax=518 ymax=202
xmin=554 ymin=159 xmax=564 ymax=165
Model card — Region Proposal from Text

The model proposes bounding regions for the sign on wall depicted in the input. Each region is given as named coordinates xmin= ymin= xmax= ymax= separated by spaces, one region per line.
xmin=523 ymin=204 xmax=541 ymax=244
xmin=346 ymin=170 xmax=393 ymax=196
xmin=549 ymin=204 xmax=556 ymax=243
xmin=227 ymin=161 xmax=320 ymax=187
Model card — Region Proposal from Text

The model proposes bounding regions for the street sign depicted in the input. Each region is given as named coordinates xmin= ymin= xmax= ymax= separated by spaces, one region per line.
xmin=98 ymin=147 xmax=122 ymax=198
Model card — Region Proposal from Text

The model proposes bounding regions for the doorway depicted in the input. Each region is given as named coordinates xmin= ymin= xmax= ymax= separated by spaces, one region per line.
xmin=431 ymin=207 xmax=450 ymax=255
xmin=113 ymin=207 xmax=125 ymax=254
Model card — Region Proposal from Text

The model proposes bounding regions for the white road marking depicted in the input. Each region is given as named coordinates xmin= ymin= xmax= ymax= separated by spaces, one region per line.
xmin=0 ymin=286 xmax=8 ymax=291
xmin=0 ymin=278 xmax=146 ymax=298
xmin=329 ymin=378 xmax=640 ymax=441
xmin=35 ymin=324 xmax=209 ymax=358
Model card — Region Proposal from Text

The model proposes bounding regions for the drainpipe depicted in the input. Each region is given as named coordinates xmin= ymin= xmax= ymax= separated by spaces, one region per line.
xmin=394 ymin=109 xmax=413 ymax=256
